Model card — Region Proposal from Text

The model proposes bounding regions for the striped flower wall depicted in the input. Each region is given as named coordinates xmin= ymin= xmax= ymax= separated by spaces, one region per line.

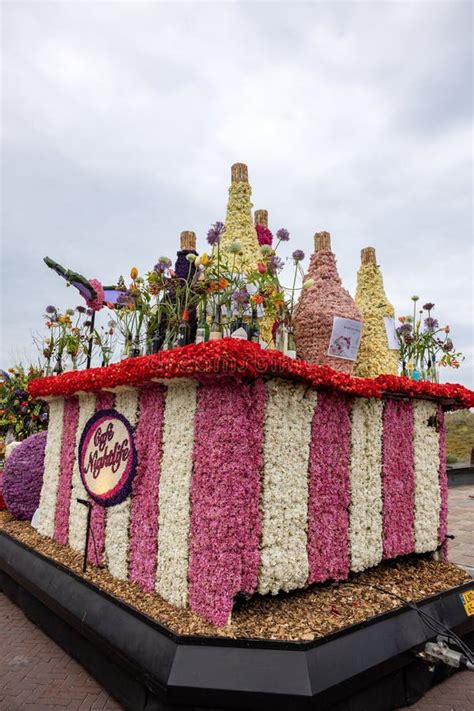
xmin=38 ymin=378 xmax=448 ymax=628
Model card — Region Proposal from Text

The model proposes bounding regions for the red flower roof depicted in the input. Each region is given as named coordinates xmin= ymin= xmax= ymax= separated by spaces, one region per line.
xmin=28 ymin=339 xmax=474 ymax=409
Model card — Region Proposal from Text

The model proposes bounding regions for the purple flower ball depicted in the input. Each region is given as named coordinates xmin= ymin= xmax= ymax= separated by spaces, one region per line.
xmin=276 ymin=228 xmax=290 ymax=242
xmin=3 ymin=431 xmax=47 ymax=521
xmin=292 ymin=249 xmax=305 ymax=262
xmin=207 ymin=221 xmax=225 ymax=247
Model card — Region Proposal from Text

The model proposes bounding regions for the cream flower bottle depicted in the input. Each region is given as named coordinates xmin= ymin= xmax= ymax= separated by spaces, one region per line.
xmin=293 ymin=231 xmax=362 ymax=373
xmin=354 ymin=247 xmax=399 ymax=377
xmin=220 ymin=163 xmax=261 ymax=269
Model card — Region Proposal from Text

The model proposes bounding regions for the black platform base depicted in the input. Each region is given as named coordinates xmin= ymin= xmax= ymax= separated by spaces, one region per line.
xmin=1 ymin=532 xmax=473 ymax=711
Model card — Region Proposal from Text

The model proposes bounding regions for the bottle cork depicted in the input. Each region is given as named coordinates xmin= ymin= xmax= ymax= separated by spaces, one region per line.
xmin=254 ymin=209 xmax=268 ymax=227
xmin=361 ymin=247 xmax=376 ymax=265
xmin=314 ymin=231 xmax=331 ymax=252
xmin=231 ymin=163 xmax=248 ymax=183
xmin=180 ymin=231 xmax=196 ymax=251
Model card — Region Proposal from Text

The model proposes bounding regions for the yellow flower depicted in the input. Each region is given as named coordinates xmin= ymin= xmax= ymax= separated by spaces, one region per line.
xmin=200 ymin=252 xmax=211 ymax=266
xmin=130 ymin=267 xmax=138 ymax=280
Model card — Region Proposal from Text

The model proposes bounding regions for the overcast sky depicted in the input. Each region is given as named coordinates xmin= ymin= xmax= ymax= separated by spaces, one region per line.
xmin=1 ymin=1 xmax=472 ymax=387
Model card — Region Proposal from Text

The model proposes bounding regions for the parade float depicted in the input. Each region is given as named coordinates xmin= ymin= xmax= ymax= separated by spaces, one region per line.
xmin=1 ymin=164 xmax=473 ymax=711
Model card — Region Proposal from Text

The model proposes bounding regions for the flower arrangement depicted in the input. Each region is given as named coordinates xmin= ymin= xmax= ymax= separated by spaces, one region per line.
xmin=0 ymin=366 xmax=48 ymax=441
xmin=396 ymin=298 xmax=463 ymax=381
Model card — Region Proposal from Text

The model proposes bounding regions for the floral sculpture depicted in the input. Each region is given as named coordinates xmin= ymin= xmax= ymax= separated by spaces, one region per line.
xmin=3 ymin=430 xmax=47 ymax=520
xmin=354 ymin=247 xmax=398 ymax=378
xmin=293 ymin=231 xmax=362 ymax=373
xmin=28 ymin=340 xmax=474 ymax=627
xmin=220 ymin=163 xmax=261 ymax=268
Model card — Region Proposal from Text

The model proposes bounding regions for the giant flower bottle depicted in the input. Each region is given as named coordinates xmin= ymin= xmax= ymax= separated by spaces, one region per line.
xmin=354 ymin=247 xmax=398 ymax=378
xmin=219 ymin=163 xmax=273 ymax=343
xmin=293 ymin=231 xmax=362 ymax=373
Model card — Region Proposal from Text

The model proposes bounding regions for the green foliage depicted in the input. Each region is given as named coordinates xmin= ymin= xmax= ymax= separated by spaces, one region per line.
xmin=445 ymin=410 xmax=474 ymax=465
xmin=0 ymin=365 xmax=49 ymax=442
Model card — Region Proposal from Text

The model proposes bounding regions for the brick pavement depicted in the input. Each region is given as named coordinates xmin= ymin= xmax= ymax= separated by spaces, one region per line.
xmin=0 ymin=485 xmax=472 ymax=710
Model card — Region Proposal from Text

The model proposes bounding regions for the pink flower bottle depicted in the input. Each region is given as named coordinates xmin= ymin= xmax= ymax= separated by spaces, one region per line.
xmin=293 ymin=231 xmax=362 ymax=373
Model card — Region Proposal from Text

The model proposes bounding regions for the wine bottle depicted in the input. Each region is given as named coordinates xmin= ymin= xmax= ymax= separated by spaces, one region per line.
xmin=248 ymin=307 xmax=260 ymax=343
xmin=293 ymin=231 xmax=362 ymax=373
xmin=195 ymin=302 xmax=210 ymax=344
xmin=209 ymin=306 xmax=223 ymax=340
xmin=176 ymin=308 xmax=191 ymax=347
xmin=285 ymin=326 xmax=296 ymax=358
xmin=275 ymin=321 xmax=287 ymax=353
xmin=354 ymin=247 xmax=398 ymax=377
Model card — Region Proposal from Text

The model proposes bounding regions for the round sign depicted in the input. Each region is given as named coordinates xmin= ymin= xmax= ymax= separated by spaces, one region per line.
xmin=78 ymin=408 xmax=137 ymax=507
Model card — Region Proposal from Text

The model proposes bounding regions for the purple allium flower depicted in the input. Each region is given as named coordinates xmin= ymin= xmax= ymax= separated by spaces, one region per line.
xmin=276 ymin=228 xmax=290 ymax=242
xmin=424 ymin=317 xmax=439 ymax=331
xmin=292 ymin=249 xmax=305 ymax=262
xmin=45 ymin=305 xmax=57 ymax=314
xmin=154 ymin=257 xmax=172 ymax=274
xmin=269 ymin=255 xmax=284 ymax=273
xmin=232 ymin=288 xmax=250 ymax=306
xmin=207 ymin=221 xmax=225 ymax=247
xmin=397 ymin=323 xmax=413 ymax=334
xmin=423 ymin=302 xmax=435 ymax=311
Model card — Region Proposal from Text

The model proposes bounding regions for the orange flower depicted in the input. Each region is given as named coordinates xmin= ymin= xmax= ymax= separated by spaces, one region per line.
xmin=251 ymin=294 xmax=264 ymax=305
xmin=398 ymin=316 xmax=406 ymax=323
xmin=130 ymin=267 xmax=138 ymax=280
xmin=257 ymin=262 xmax=266 ymax=274
xmin=218 ymin=277 xmax=229 ymax=290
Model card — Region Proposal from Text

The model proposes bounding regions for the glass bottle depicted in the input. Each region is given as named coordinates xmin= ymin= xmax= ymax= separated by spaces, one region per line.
xmin=195 ymin=302 xmax=210 ymax=344
xmin=248 ymin=307 xmax=260 ymax=343
xmin=176 ymin=308 xmax=191 ymax=347
xmin=285 ymin=326 xmax=296 ymax=358
xmin=275 ymin=321 xmax=287 ymax=353
xmin=209 ymin=306 xmax=223 ymax=340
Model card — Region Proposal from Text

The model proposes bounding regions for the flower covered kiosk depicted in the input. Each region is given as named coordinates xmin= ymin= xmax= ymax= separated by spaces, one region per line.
xmin=27 ymin=340 xmax=472 ymax=626
xmin=1 ymin=163 xmax=473 ymax=711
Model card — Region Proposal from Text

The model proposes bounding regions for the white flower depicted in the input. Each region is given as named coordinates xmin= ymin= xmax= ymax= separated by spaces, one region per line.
xmin=155 ymin=380 xmax=197 ymax=607
xmin=69 ymin=394 xmax=96 ymax=552
xmin=258 ymin=379 xmax=316 ymax=595
xmin=349 ymin=398 xmax=383 ymax=572
xmin=38 ymin=398 xmax=65 ymax=538
xmin=413 ymin=400 xmax=440 ymax=553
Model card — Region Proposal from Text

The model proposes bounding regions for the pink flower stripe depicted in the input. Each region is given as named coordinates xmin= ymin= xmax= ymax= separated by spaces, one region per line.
xmin=54 ymin=397 xmax=80 ymax=545
xmin=437 ymin=405 xmax=448 ymax=558
xmin=88 ymin=391 xmax=115 ymax=565
xmin=129 ymin=385 xmax=165 ymax=591
xmin=307 ymin=391 xmax=352 ymax=583
xmin=188 ymin=379 xmax=265 ymax=626
xmin=382 ymin=398 xmax=415 ymax=559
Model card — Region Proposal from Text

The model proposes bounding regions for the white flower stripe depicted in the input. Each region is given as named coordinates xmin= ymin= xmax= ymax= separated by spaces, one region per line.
xmin=258 ymin=379 xmax=316 ymax=595
xmin=155 ymin=380 xmax=197 ymax=607
xmin=68 ymin=394 xmax=97 ymax=552
xmin=38 ymin=398 xmax=65 ymax=538
xmin=104 ymin=388 xmax=139 ymax=580
xmin=413 ymin=400 xmax=441 ymax=553
xmin=349 ymin=398 xmax=383 ymax=572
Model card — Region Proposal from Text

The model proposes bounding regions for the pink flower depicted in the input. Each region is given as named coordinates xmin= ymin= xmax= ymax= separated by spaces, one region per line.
xmin=86 ymin=279 xmax=105 ymax=311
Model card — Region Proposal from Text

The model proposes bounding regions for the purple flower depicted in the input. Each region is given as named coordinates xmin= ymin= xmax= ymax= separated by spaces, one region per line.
xmin=269 ymin=255 xmax=284 ymax=273
xmin=423 ymin=302 xmax=435 ymax=311
xmin=232 ymin=288 xmax=250 ymax=306
xmin=397 ymin=323 xmax=412 ymax=335
xmin=76 ymin=305 xmax=86 ymax=314
xmin=45 ymin=305 xmax=57 ymax=314
xmin=292 ymin=249 xmax=305 ymax=262
xmin=154 ymin=257 xmax=172 ymax=274
xmin=276 ymin=228 xmax=289 ymax=242
xmin=424 ymin=317 xmax=439 ymax=331
xmin=443 ymin=339 xmax=454 ymax=352
xmin=3 ymin=431 xmax=47 ymax=520
xmin=207 ymin=221 xmax=225 ymax=247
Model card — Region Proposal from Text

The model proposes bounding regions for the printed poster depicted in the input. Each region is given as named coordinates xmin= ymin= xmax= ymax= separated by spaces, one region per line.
xmin=327 ymin=317 xmax=362 ymax=361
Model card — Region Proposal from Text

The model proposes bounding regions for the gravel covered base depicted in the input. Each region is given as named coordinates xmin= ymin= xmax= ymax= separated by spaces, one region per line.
xmin=0 ymin=511 xmax=469 ymax=642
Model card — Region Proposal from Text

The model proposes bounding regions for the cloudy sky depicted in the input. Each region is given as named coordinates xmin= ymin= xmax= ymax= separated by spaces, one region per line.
xmin=2 ymin=1 xmax=472 ymax=387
